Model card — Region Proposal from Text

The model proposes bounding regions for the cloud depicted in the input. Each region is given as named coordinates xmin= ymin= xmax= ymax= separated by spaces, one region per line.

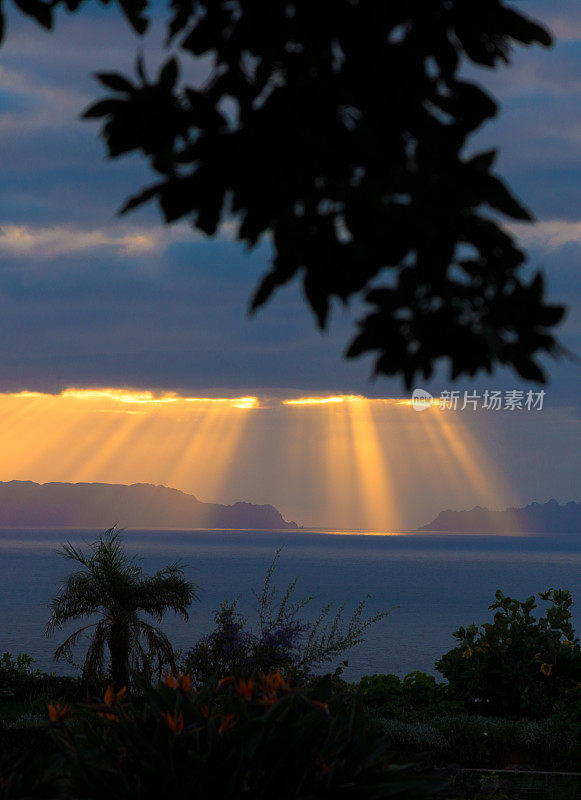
xmin=0 ymin=221 xmax=239 ymax=259
xmin=529 ymin=5 xmax=581 ymax=43
xmin=0 ymin=224 xmax=161 ymax=258
xmin=511 ymin=220 xmax=581 ymax=250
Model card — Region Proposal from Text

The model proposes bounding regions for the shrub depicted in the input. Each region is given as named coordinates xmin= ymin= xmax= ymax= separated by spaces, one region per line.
xmin=358 ymin=672 xmax=464 ymax=720
xmin=0 ymin=750 xmax=62 ymax=798
xmin=0 ymin=674 xmax=441 ymax=799
xmin=0 ymin=652 xmax=80 ymax=714
xmin=436 ymin=588 xmax=581 ymax=717
xmin=380 ymin=715 xmax=580 ymax=771
xmin=0 ymin=653 xmax=38 ymax=701
xmin=183 ymin=549 xmax=388 ymax=685
xmin=182 ymin=603 xmax=308 ymax=686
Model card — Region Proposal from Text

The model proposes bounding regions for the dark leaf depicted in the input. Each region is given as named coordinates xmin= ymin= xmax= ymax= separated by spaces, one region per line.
xmin=500 ymin=7 xmax=553 ymax=47
xmin=13 ymin=0 xmax=51 ymax=28
xmin=82 ymin=99 xmax=121 ymax=119
xmin=485 ymin=176 xmax=533 ymax=221
xmin=119 ymin=183 xmax=162 ymax=215
xmin=159 ymin=57 xmax=179 ymax=90
xmin=118 ymin=0 xmax=149 ymax=35
xmin=513 ymin=357 xmax=546 ymax=384
xmin=95 ymin=72 xmax=134 ymax=93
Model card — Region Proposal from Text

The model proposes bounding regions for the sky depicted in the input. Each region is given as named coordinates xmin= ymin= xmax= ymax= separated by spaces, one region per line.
xmin=0 ymin=2 xmax=579 ymax=528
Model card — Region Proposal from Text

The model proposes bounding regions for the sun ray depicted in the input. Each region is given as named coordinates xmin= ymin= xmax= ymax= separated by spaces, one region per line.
xmin=71 ymin=413 xmax=151 ymax=483
xmin=436 ymin=412 xmax=514 ymax=510
xmin=344 ymin=397 xmax=401 ymax=530
xmin=323 ymin=401 xmax=361 ymax=529
xmin=0 ymin=388 xmax=516 ymax=530
xmin=166 ymin=403 xmax=252 ymax=503
xmin=413 ymin=408 xmax=477 ymax=505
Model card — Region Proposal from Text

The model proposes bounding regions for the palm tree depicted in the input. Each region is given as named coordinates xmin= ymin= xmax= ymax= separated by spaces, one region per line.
xmin=46 ymin=528 xmax=198 ymax=690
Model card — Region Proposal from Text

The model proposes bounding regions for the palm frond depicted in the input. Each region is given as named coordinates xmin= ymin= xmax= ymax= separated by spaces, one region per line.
xmin=48 ymin=528 xmax=197 ymax=687
xmin=137 ymin=565 xmax=198 ymax=622
xmin=53 ymin=623 xmax=97 ymax=664
xmin=46 ymin=572 xmax=102 ymax=633
xmin=82 ymin=620 xmax=109 ymax=685
xmin=131 ymin=619 xmax=177 ymax=679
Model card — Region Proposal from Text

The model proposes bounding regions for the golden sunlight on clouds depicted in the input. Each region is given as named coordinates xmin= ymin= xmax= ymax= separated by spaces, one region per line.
xmin=0 ymin=389 xmax=516 ymax=530
xmin=0 ymin=225 xmax=161 ymax=258
xmin=60 ymin=389 xmax=259 ymax=409
xmin=0 ymin=220 xmax=238 ymax=260
xmin=282 ymin=395 xmax=363 ymax=405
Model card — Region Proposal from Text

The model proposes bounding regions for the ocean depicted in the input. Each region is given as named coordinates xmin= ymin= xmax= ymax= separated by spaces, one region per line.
xmin=1 ymin=528 xmax=580 ymax=681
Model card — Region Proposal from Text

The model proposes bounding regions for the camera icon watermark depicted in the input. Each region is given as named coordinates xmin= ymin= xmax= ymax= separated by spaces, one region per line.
xmin=411 ymin=389 xmax=435 ymax=411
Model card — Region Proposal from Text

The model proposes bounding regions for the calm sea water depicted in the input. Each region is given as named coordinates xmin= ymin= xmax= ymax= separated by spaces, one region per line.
xmin=1 ymin=528 xmax=580 ymax=681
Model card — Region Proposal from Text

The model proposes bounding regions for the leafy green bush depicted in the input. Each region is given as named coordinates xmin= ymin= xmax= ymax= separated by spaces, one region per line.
xmin=0 ymin=674 xmax=440 ymax=799
xmin=0 ymin=653 xmax=38 ymax=701
xmin=436 ymin=589 xmax=581 ymax=717
xmin=0 ymin=652 xmax=80 ymax=718
xmin=358 ymin=672 xmax=464 ymax=721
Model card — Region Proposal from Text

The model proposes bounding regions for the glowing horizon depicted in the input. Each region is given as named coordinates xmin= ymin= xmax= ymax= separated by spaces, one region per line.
xmin=7 ymin=389 xmax=414 ymax=409
xmin=282 ymin=395 xmax=363 ymax=405
xmin=10 ymin=388 xmax=261 ymax=410
xmin=0 ymin=387 xmax=519 ymax=530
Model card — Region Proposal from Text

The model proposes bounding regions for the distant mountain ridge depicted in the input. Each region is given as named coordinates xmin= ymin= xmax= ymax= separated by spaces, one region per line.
xmin=419 ymin=499 xmax=581 ymax=534
xmin=0 ymin=481 xmax=298 ymax=530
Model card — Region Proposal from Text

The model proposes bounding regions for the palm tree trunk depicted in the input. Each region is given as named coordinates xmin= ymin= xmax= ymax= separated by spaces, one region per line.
xmin=108 ymin=622 xmax=130 ymax=689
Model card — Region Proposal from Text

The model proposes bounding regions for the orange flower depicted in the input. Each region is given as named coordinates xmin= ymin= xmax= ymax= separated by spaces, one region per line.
xmin=47 ymin=702 xmax=69 ymax=722
xmin=215 ymin=676 xmax=233 ymax=692
xmin=255 ymin=671 xmax=292 ymax=706
xmin=235 ymin=677 xmax=254 ymax=700
xmin=311 ymin=701 xmax=330 ymax=714
xmin=261 ymin=671 xmax=289 ymax=693
xmin=163 ymin=672 xmax=192 ymax=693
xmin=462 ymin=648 xmax=473 ymax=660
xmin=540 ymin=662 xmax=552 ymax=677
xmin=104 ymin=685 xmax=126 ymax=705
xmin=163 ymin=671 xmax=179 ymax=689
xmin=218 ymin=712 xmax=237 ymax=734
xmin=199 ymin=703 xmax=210 ymax=719
xmin=315 ymin=754 xmax=330 ymax=773
xmin=268 ymin=671 xmax=288 ymax=691
xmin=260 ymin=692 xmax=278 ymax=707
xmin=163 ymin=710 xmax=184 ymax=735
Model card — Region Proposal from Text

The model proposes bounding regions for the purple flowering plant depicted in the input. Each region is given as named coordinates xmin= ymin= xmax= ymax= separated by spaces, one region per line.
xmin=182 ymin=550 xmax=388 ymax=686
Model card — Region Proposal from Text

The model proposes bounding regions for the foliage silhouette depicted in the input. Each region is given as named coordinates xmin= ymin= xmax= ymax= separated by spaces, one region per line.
xmin=182 ymin=549 xmax=388 ymax=685
xmin=436 ymin=588 xmax=581 ymax=717
xmin=0 ymin=1 xmax=567 ymax=385
xmin=46 ymin=527 xmax=198 ymax=691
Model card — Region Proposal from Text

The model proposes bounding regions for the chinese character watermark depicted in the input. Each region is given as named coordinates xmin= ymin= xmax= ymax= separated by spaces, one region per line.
xmin=410 ymin=389 xmax=546 ymax=411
